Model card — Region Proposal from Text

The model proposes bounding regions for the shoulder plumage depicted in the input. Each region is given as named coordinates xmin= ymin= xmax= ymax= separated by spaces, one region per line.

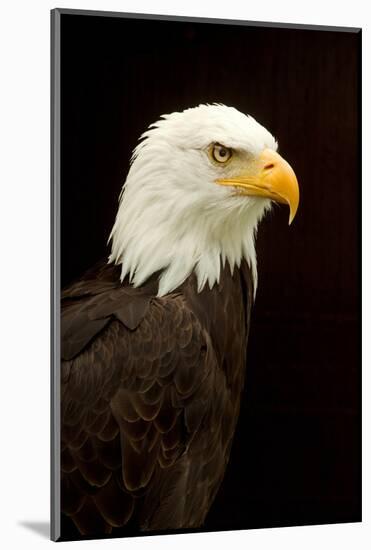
xmin=61 ymin=260 xmax=157 ymax=360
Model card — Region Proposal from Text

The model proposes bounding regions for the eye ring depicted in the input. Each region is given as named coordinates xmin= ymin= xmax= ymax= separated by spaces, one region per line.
xmin=211 ymin=143 xmax=232 ymax=164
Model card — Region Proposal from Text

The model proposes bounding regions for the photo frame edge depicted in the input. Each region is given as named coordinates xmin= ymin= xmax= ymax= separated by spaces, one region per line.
xmin=52 ymin=7 xmax=361 ymax=34
xmin=51 ymin=6 xmax=61 ymax=543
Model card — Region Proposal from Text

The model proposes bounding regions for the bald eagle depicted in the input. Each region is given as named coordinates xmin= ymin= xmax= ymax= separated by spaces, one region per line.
xmin=61 ymin=104 xmax=299 ymax=536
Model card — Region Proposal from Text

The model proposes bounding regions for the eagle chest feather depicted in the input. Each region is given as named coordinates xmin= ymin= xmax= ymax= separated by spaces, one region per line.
xmin=61 ymin=261 xmax=253 ymax=535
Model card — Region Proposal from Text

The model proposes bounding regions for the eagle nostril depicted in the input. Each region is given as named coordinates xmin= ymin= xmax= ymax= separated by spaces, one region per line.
xmin=264 ymin=163 xmax=275 ymax=170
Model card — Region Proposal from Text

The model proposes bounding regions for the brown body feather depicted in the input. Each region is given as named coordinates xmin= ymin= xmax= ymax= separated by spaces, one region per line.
xmin=61 ymin=260 xmax=253 ymax=535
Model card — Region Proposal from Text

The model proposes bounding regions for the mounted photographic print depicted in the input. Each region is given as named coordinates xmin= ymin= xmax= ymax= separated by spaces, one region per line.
xmin=51 ymin=8 xmax=362 ymax=542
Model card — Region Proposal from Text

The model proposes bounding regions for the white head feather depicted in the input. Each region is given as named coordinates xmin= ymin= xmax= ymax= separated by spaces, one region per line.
xmin=108 ymin=104 xmax=277 ymax=297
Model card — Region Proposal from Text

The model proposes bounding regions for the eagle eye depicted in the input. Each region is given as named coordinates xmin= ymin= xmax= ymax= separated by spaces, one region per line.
xmin=211 ymin=143 xmax=232 ymax=164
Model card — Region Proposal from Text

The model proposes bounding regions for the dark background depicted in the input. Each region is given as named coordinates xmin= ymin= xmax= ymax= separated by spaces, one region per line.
xmin=60 ymin=12 xmax=361 ymax=538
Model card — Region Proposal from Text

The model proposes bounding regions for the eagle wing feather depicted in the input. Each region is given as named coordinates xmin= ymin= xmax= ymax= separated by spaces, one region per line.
xmin=61 ymin=265 xmax=221 ymax=535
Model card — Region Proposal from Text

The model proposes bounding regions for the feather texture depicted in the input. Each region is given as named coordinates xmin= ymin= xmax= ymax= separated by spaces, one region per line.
xmin=61 ymin=260 xmax=253 ymax=535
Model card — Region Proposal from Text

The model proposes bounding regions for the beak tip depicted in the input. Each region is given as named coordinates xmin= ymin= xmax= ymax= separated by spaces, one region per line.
xmin=288 ymin=210 xmax=296 ymax=226
xmin=288 ymin=200 xmax=299 ymax=226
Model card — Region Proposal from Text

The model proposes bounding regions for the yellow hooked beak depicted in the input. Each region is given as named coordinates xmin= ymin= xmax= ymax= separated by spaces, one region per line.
xmin=216 ymin=149 xmax=300 ymax=224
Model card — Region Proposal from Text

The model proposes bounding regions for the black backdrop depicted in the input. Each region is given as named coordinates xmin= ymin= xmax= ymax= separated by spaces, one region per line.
xmin=60 ymin=12 xmax=361 ymax=538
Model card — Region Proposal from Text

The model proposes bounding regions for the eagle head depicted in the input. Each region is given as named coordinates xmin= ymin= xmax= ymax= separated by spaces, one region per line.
xmin=109 ymin=104 xmax=299 ymax=297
